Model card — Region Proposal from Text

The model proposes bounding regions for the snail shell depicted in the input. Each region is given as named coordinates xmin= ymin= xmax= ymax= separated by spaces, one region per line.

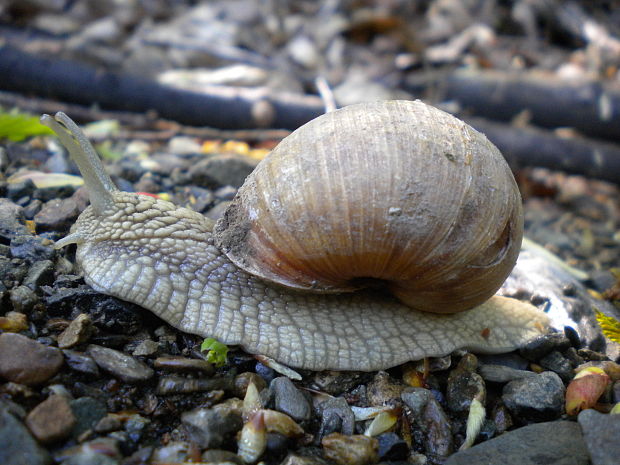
xmin=215 ymin=100 xmax=522 ymax=313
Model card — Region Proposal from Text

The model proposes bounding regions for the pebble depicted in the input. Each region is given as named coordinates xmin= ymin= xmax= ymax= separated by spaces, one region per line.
xmin=8 ymin=285 xmax=39 ymax=313
xmin=366 ymin=371 xmax=405 ymax=406
xmin=308 ymin=371 xmax=371 ymax=396
xmin=155 ymin=375 xmax=232 ymax=394
xmin=0 ymin=198 xmax=30 ymax=240
xmin=401 ymin=387 xmax=453 ymax=458
xmin=54 ymin=437 xmax=121 ymax=465
xmin=271 ymin=376 xmax=312 ymax=422
xmin=150 ymin=441 xmax=191 ymax=464
xmin=62 ymin=350 xmax=100 ymax=377
xmin=520 ymin=332 xmax=572 ymax=361
xmin=201 ymin=449 xmax=243 ymax=464
xmin=444 ymin=421 xmax=589 ymax=465
xmin=478 ymin=364 xmax=538 ymax=383
xmin=57 ymin=314 xmax=94 ymax=349
xmin=502 ymin=371 xmax=565 ymax=422
xmin=280 ymin=452 xmax=331 ymax=465
xmin=447 ymin=354 xmax=486 ymax=413
xmin=69 ymin=397 xmax=107 ymax=439
xmin=34 ymin=197 xmax=82 ymax=231
xmin=578 ymin=409 xmax=620 ymax=465
xmin=0 ymin=333 xmax=64 ymax=386
xmin=25 ymin=395 xmax=76 ymax=444
xmin=321 ymin=433 xmax=379 ymax=465
xmin=234 ymin=372 xmax=267 ymax=399
xmin=131 ymin=339 xmax=159 ymax=357
xmin=86 ymin=344 xmax=154 ymax=383
xmin=188 ymin=154 xmax=258 ymax=188
xmin=153 ymin=355 xmax=214 ymax=375
xmin=317 ymin=396 xmax=355 ymax=438
xmin=10 ymin=235 xmax=56 ymax=262
xmin=181 ymin=404 xmax=243 ymax=448
xmin=23 ymin=259 xmax=55 ymax=290
xmin=376 ymin=432 xmax=409 ymax=461
xmin=0 ymin=406 xmax=51 ymax=465
xmin=539 ymin=350 xmax=573 ymax=382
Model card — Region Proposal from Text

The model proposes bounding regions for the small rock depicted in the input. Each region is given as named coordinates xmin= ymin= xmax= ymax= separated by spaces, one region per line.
xmin=23 ymin=259 xmax=55 ymax=291
xmin=318 ymin=397 xmax=355 ymax=438
xmin=58 ymin=314 xmax=94 ymax=349
xmin=201 ymin=449 xmax=243 ymax=464
xmin=87 ymin=344 xmax=154 ymax=383
xmin=402 ymin=387 xmax=453 ymax=459
xmin=0 ymin=311 xmax=28 ymax=332
xmin=132 ymin=339 xmax=159 ymax=357
xmin=0 ymin=198 xmax=30 ymax=241
xmin=62 ymin=350 xmax=100 ymax=377
xmin=321 ymin=433 xmax=379 ymax=465
xmin=478 ymin=364 xmax=537 ymax=383
xmin=34 ymin=197 xmax=81 ymax=231
xmin=204 ymin=200 xmax=231 ymax=221
xmin=539 ymin=350 xmax=573 ymax=382
xmin=490 ymin=404 xmax=513 ymax=434
xmin=10 ymin=235 xmax=55 ymax=262
xmin=502 ymin=371 xmax=565 ymax=422
xmin=181 ymin=404 xmax=243 ymax=448
xmin=54 ymin=437 xmax=121 ymax=465
xmin=0 ymin=333 xmax=64 ymax=386
xmin=447 ymin=354 xmax=486 ymax=413
xmin=9 ymin=285 xmax=39 ymax=313
xmin=94 ymin=414 xmax=123 ymax=434
xmin=280 ymin=452 xmax=331 ymax=465
xmin=25 ymin=395 xmax=76 ymax=444
xmin=150 ymin=441 xmax=191 ymax=464
xmin=444 ymin=421 xmax=589 ymax=465
xmin=153 ymin=356 xmax=214 ymax=375
xmin=69 ymin=397 xmax=107 ymax=439
xmin=376 ymin=432 xmax=409 ymax=461
xmin=578 ymin=408 xmax=620 ymax=465
xmin=0 ymin=406 xmax=51 ymax=465
xmin=271 ymin=376 xmax=312 ymax=422
xmin=520 ymin=332 xmax=571 ymax=361
xmin=366 ymin=371 xmax=405 ymax=406
xmin=188 ymin=154 xmax=258 ymax=188
xmin=155 ymin=375 xmax=232 ymax=394
xmin=234 ymin=372 xmax=267 ymax=399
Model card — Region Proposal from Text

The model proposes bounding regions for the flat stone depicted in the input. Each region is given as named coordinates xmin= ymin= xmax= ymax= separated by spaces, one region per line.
xmin=0 ymin=406 xmax=51 ymax=465
xmin=322 ymin=433 xmax=378 ymax=465
xmin=69 ymin=397 xmax=108 ymax=439
xmin=153 ymin=356 xmax=214 ymax=375
xmin=520 ymin=332 xmax=572 ymax=361
xmin=271 ymin=376 xmax=312 ymax=422
xmin=478 ymin=364 xmax=538 ymax=383
xmin=181 ymin=404 xmax=243 ymax=448
xmin=87 ymin=344 xmax=154 ymax=383
xmin=578 ymin=409 xmax=620 ymax=465
xmin=62 ymin=350 xmax=100 ymax=377
xmin=25 ymin=395 xmax=76 ymax=444
xmin=445 ymin=421 xmax=589 ymax=465
xmin=502 ymin=371 xmax=565 ymax=422
xmin=57 ymin=313 xmax=94 ymax=349
xmin=0 ymin=333 xmax=63 ymax=386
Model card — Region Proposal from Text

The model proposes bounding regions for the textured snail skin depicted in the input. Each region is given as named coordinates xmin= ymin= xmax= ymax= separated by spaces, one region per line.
xmin=43 ymin=107 xmax=550 ymax=372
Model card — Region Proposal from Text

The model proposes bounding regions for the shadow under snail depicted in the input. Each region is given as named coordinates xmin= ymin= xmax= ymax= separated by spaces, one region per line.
xmin=42 ymin=100 xmax=549 ymax=371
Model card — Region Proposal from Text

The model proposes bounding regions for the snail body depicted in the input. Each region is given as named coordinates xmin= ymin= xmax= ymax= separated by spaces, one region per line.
xmin=44 ymin=101 xmax=548 ymax=371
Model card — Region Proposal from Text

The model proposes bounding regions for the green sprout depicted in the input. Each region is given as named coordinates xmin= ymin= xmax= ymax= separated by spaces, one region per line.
xmin=200 ymin=338 xmax=229 ymax=367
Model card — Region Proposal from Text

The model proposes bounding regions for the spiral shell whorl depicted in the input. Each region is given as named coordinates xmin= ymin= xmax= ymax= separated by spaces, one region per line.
xmin=215 ymin=100 xmax=522 ymax=313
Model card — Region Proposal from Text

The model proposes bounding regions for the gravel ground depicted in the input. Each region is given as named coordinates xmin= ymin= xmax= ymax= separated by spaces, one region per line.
xmin=0 ymin=134 xmax=619 ymax=465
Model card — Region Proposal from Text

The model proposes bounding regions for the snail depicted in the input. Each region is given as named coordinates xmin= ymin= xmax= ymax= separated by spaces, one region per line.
xmin=42 ymin=100 xmax=549 ymax=371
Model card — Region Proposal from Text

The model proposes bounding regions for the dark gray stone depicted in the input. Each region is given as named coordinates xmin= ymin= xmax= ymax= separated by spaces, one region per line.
xmin=318 ymin=397 xmax=355 ymax=438
xmin=23 ymin=259 xmax=55 ymax=291
xmin=0 ymin=407 xmax=51 ymax=465
xmin=188 ymin=154 xmax=258 ymax=188
xmin=181 ymin=405 xmax=242 ymax=448
xmin=376 ymin=432 xmax=408 ymax=461
xmin=402 ymin=388 xmax=453 ymax=459
xmin=445 ymin=421 xmax=589 ymax=465
xmin=539 ymin=350 xmax=573 ymax=382
xmin=87 ymin=344 xmax=153 ymax=383
xmin=502 ymin=371 xmax=565 ymax=422
xmin=271 ymin=376 xmax=312 ymax=422
xmin=70 ymin=397 xmax=108 ymax=439
xmin=578 ymin=409 xmax=620 ymax=465
xmin=520 ymin=332 xmax=572 ymax=361
xmin=478 ymin=364 xmax=537 ymax=383
xmin=62 ymin=350 xmax=100 ymax=377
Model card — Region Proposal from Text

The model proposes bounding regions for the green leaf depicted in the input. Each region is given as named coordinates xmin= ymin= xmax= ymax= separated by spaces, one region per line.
xmin=200 ymin=338 xmax=229 ymax=367
xmin=0 ymin=109 xmax=54 ymax=141
xmin=594 ymin=308 xmax=620 ymax=344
